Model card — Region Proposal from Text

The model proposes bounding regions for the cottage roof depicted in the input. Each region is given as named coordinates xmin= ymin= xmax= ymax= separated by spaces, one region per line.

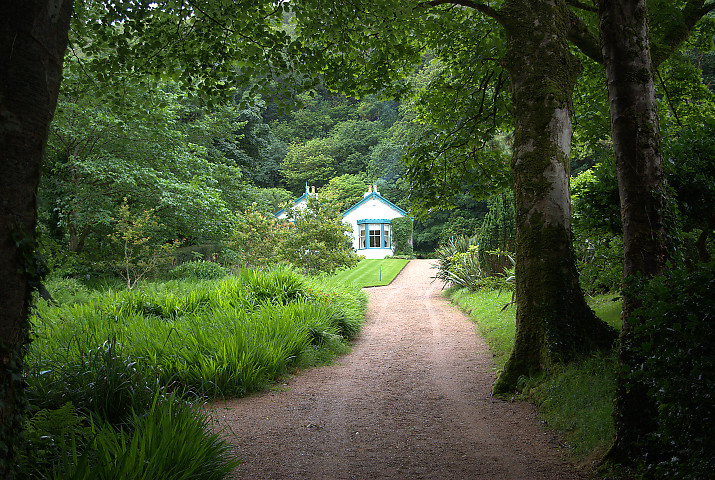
xmin=275 ymin=184 xmax=314 ymax=218
xmin=342 ymin=188 xmax=408 ymax=218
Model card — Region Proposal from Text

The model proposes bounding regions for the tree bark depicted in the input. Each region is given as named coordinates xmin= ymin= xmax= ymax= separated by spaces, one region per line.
xmin=0 ymin=1 xmax=73 ymax=476
xmin=493 ymin=0 xmax=616 ymax=394
xmin=68 ymin=216 xmax=91 ymax=253
xmin=597 ymin=0 xmax=668 ymax=465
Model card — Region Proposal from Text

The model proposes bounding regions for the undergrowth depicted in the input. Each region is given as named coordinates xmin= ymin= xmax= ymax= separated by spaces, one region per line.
xmin=21 ymin=265 xmax=367 ymax=479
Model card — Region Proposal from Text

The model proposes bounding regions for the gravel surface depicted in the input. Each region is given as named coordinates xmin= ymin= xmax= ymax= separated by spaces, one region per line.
xmin=210 ymin=259 xmax=584 ymax=480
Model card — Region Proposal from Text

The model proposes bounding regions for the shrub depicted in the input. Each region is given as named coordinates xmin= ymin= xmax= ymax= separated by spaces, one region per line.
xmin=391 ymin=217 xmax=413 ymax=256
xmin=627 ymin=262 xmax=715 ymax=478
xmin=108 ymin=198 xmax=179 ymax=289
xmin=477 ymin=191 xmax=516 ymax=277
xmin=228 ymin=204 xmax=283 ymax=269
xmin=433 ymin=235 xmax=484 ymax=290
xmin=170 ymin=260 xmax=228 ymax=280
xmin=571 ymin=161 xmax=624 ymax=294
xmin=575 ymin=234 xmax=623 ymax=294
xmin=278 ymin=196 xmax=359 ymax=275
xmin=445 ymin=246 xmax=484 ymax=291
xmin=173 ymin=243 xmax=223 ymax=264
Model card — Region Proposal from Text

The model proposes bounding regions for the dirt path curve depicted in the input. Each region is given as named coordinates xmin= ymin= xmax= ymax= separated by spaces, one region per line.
xmin=211 ymin=259 xmax=583 ymax=480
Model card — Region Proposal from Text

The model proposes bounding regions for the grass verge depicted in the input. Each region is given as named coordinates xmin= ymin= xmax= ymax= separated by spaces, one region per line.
xmin=447 ymin=287 xmax=622 ymax=466
xmin=329 ymin=258 xmax=410 ymax=288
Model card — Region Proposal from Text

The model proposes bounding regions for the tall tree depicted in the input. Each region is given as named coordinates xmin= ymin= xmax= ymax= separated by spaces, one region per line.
xmin=0 ymin=1 xmax=74 ymax=475
xmin=294 ymin=0 xmax=616 ymax=393
xmin=595 ymin=0 xmax=715 ymax=465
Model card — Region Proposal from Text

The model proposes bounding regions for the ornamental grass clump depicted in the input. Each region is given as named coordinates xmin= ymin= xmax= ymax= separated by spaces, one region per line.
xmin=238 ymin=264 xmax=307 ymax=305
xmin=434 ymin=235 xmax=515 ymax=295
xmin=24 ymin=266 xmax=366 ymax=478
xmin=433 ymin=235 xmax=485 ymax=291
xmin=22 ymin=395 xmax=239 ymax=480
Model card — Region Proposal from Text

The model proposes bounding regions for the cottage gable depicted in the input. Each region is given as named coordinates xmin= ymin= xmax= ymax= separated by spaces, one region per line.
xmin=275 ymin=184 xmax=316 ymax=220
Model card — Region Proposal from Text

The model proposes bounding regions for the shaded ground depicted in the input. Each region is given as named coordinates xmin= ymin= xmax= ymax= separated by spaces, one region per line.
xmin=211 ymin=259 xmax=584 ymax=479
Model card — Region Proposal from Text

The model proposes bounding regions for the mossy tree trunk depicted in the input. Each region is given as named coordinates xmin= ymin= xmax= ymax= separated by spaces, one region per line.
xmin=493 ymin=0 xmax=616 ymax=394
xmin=0 ymin=1 xmax=73 ymax=476
xmin=597 ymin=0 xmax=667 ymax=464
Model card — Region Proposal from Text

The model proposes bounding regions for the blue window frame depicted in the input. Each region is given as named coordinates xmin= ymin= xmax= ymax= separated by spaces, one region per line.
xmin=357 ymin=220 xmax=391 ymax=249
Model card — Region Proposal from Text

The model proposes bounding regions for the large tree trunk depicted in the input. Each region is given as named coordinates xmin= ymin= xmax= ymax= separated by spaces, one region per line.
xmin=598 ymin=0 xmax=668 ymax=465
xmin=493 ymin=0 xmax=616 ymax=394
xmin=0 ymin=1 xmax=73 ymax=476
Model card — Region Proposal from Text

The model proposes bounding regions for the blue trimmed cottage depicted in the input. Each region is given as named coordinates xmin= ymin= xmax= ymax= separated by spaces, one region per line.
xmin=275 ymin=183 xmax=408 ymax=259
xmin=275 ymin=184 xmax=314 ymax=220
xmin=342 ymin=184 xmax=408 ymax=259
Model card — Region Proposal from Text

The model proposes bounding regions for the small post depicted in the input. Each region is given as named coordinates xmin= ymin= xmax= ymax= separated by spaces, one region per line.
xmin=380 ymin=263 xmax=382 ymax=282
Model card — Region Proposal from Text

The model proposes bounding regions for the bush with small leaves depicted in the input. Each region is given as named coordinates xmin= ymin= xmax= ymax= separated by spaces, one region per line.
xmin=626 ymin=262 xmax=715 ymax=478
xmin=170 ymin=260 xmax=228 ymax=280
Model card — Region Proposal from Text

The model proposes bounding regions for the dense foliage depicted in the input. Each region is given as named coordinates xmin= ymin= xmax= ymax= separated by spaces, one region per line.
xmin=477 ymin=191 xmax=516 ymax=277
xmin=21 ymin=267 xmax=367 ymax=478
xmin=624 ymin=262 xmax=715 ymax=478
xmin=390 ymin=217 xmax=414 ymax=257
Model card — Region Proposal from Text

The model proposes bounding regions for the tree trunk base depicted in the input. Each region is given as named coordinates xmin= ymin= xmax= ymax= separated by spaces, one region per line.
xmin=493 ymin=303 xmax=617 ymax=395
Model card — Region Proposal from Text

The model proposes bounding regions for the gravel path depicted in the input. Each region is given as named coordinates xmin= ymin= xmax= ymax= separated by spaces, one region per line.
xmin=210 ymin=259 xmax=583 ymax=479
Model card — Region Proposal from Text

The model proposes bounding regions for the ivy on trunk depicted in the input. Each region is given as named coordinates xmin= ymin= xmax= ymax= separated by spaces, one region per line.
xmin=0 ymin=1 xmax=73 ymax=476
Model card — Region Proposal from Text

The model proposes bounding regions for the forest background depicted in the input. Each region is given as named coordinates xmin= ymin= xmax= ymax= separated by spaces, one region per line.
xmin=40 ymin=20 xmax=714 ymax=287
xmin=40 ymin=61 xmax=491 ymax=273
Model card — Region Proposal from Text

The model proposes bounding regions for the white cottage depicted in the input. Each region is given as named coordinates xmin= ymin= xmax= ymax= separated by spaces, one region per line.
xmin=274 ymin=185 xmax=316 ymax=220
xmin=275 ymin=183 xmax=408 ymax=259
xmin=342 ymin=184 xmax=408 ymax=259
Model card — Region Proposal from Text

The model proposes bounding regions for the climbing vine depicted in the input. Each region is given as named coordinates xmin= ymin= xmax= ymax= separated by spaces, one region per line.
xmin=1 ymin=230 xmax=46 ymax=479
xmin=391 ymin=217 xmax=414 ymax=256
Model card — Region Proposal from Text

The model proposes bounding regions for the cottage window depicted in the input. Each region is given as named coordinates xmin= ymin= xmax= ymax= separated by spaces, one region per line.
xmin=369 ymin=225 xmax=381 ymax=248
xmin=356 ymin=220 xmax=394 ymax=250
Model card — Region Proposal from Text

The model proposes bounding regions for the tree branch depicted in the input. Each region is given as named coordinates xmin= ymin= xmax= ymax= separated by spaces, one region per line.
xmin=566 ymin=8 xmax=602 ymax=63
xmin=421 ymin=0 xmax=502 ymax=22
xmin=566 ymin=0 xmax=597 ymax=13
xmin=652 ymin=0 xmax=715 ymax=68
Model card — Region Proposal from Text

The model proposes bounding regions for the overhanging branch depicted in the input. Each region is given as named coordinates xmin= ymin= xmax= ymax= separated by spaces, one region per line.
xmin=420 ymin=0 xmax=502 ymax=22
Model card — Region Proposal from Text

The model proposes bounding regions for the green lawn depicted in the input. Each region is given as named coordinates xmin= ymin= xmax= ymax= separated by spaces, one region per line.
xmin=330 ymin=258 xmax=410 ymax=288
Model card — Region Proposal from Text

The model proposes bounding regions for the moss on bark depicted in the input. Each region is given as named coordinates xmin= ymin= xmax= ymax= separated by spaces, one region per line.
xmin=493 ymin=0 xmax=617 ymax=394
